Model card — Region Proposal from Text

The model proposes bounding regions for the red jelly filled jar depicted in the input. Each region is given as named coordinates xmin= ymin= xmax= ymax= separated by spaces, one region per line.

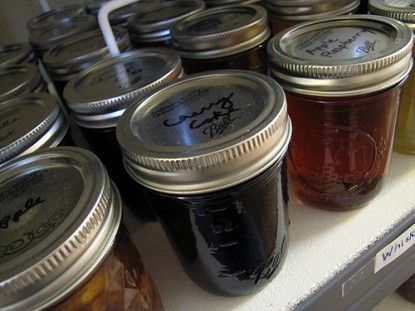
xmin=268 ymin=15 xmax=413 ymax=210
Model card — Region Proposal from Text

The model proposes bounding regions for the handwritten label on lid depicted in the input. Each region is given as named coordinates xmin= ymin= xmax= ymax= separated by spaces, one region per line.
xmin=287 ymin=27 xmax=390 ymax=61
xmin=0 ymin=167 xmax=83 ymax=264
xmin=374 ymin=222 xmax=415 ymax=273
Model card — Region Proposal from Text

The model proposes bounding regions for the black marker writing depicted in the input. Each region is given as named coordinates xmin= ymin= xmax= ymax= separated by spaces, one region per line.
xmin=0 ymin=196 xmax=45 ymax=229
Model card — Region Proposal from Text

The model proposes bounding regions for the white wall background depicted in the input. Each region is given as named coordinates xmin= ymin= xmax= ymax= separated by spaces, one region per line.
xmin=0 ymin=0 xmax=88 ymax=44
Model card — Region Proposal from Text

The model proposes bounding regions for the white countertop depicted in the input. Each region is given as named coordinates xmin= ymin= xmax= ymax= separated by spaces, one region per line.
xmin=125 ymin=152 xmax=415 ymax=311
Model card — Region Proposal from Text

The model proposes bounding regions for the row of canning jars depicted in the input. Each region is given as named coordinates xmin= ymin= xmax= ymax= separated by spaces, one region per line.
xmin=0 ymin=0 xmax=414 ymax=308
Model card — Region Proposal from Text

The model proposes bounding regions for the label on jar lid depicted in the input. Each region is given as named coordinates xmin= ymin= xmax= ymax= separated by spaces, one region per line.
xmin=0 ymin=147 xmax=121 ymax=310
xmin=288 ymin=27 xmax=390 ymax=61
xmin=117 ymin=70 xmax=291 ymax=194
xmin=0 ymin=167 xmax=83 ymax=263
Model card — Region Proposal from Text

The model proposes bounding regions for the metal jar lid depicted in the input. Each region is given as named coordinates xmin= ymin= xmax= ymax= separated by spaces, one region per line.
xmin=267 ymin=15 xmax=413 ymax=97
xmin=0 ymin=93 xmax=68 ymax=165
xmin=109 ymin=0 xmax=164 ymax=26
xmin=204 ymin=0 xmax=262 ymax=6
xmin=0 ymin=64 xmax=44 ymax=102
xmin=369 ymin=0 xmax=415 ymax=27
xmin=0 ymin=44 xmax=35 ymax=69
xmin=26 ymin=5 xmax=86 ymax=33
xmin=43 ymin=28 xmax=129 ymax=82
xmin=128 ymin=0 xmax=205 ymax=43
xmin=267 ymin=0 xmax=360 ymax=20
xmin=29 ymin=16 xmax=97 ymax=54
xmin=117 ymin=70 xmax=291 ymax=195
xmin=64 ymin=48 xmax=183 ymax=129
xmin=171 ymin=4 xmax=270 ymax=59
xmin=0 ymin=147 xmax=122 ymax=310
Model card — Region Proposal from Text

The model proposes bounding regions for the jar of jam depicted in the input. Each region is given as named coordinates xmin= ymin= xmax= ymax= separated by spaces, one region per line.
xmin=0 ymin=64 xmax=46 ymax=102
xmin=204 ymin=0 xmax=264 ymax=7
xmin=398 ymin=274 xmax=415 ymax=303
xmin=64 ymin=49 xmax=183 ymax=221
xmin=26 ymin=4 xmax=86 ymax=33
xmin=108 ymin=0 xmax=163 ymax=27
xmin=0 ymin=43 xmax=36 ymax=69
xmin=43 ymin=28 xmax=129 ymax=98
xmin=268 ymin=15 xmax=413 ymax=210
xmin=369 ymin=0 xmax=415 ymax=154
xmin=0 ymin=93 xmax=69 ymax=165
xmin=171 ymin=4 xmax=270 ymax=74
xmin=267 ymin=0 xmax=360 ymax=35
xmin=29 ymin=16 xmax=97 ymax=55
xmin=128 ymin=0 xmax=205 ymax=48
xmin=117 ymin=70 xmax=292 ymax=296
xmin=0 ymin=147 xmax=163 ymax=310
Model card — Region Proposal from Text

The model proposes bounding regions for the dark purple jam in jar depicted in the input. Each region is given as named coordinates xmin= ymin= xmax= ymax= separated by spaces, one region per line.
xmin=117 ymin=70 xmax=292 ymax=296
xmin=171 ymin=5 xmax=270 ymax=74
xmin=63 ymin=48 xmax=183 ymax=221
xmin=0 ymin=93 xmax=69 ymax=166
xmin=128 ymin=0 xmax=205 ymax=48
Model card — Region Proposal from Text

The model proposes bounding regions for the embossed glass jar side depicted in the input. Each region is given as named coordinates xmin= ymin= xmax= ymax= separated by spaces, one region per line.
xmin=369 ymin=0 xmax=415 ymax=154
xmin=285 ymin=86 xmax=402 ymax=209
xmin=171 ymin=5 xmax=270 ymax=74
xmin=117 ymin=70 xmax=291 ymax=296
xmin=0 ymin=147 xmax=163 ymax=310
xmin=268 ymin=15 xmax=413 ymax=210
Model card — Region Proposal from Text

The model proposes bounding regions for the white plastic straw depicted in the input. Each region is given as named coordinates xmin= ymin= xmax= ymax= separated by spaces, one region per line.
xmin=38 ymin=0 xmax=50 ymax=12
xmin=98 ymin=0 xmax=139 ymax=56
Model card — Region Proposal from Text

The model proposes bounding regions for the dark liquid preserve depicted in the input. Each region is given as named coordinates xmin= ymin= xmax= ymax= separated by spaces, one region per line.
xmin=181 ymin=42 xmax=268 ymax=75
xmin=145 ymin=159 xmax=289 ymax=296
xmin=286 ymin=85 xmax=402 ymax=210
xmin=80 ymin=127 xmax=156 ymax=221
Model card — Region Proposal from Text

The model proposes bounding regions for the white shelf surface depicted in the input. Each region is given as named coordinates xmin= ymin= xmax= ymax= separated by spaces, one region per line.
xmin=125 ymin=152 xmax=415 ymax=311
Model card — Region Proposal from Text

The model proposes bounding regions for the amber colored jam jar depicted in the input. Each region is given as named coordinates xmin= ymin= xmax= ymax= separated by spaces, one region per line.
xmin=64 ymin=49 xmax=183 ymax=221
xmin=171 ymin=5 xmax=270 ymax=74
xmin=0 ymin=93 xmax=69 ymax=165
xmin=0 ymin=147 xmax=163 ymax=310
xmin=26 ymin=4 xmax=86 ymax=33
xmin=267 ymin=0 xmax=360 ymax=35
xmin=369 ymin=0 xmax=415 ymax=154
xmin=117 ymin=70 xmax=292 ymax=296
xmin=268 ymin=15 xmax=413 ymax=210
xmin=43 ymin=28 xmax=129 ymax=98
xmin=0 ymin=43 xmax=36 ymax=69
xmin=128 ymin=0 xmax=205 ymax=48
xmin=398 ymin=274 xmax=415 ymax=303
xmin=29 ymin=16 xmax=97 ymax=55
xmin=0 ymin=64 xmax=46 ymax=102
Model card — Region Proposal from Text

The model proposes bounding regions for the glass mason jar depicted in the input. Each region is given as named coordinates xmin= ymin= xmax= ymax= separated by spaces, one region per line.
xmin=128 ymin=0 xmax=205 ymax=48
xmin=0 ymin=147 xmax=163 ymax=310
xmin=171 ymin=5 xmax=270 ymax=74
xmin=268 ymin=15 xmax=413 ymax=210
xmin=26 ymin=4 xmax=86 ymax=33
xmin=43 ymin=28 xmax=129 ymax=98
xmin=203 ymin=0 xmax=265 ymax=7
xmin=108 ymin=0 xmax=164 ymax=28
xmin=267 ymin=0 xmax=360 ymax=35
xmin=0 ymin=64 xmax=46 ymax=102
xmin=29 ymin=16 xmax=97 ymax=56
xmin=0 ymin=93 xmax=70 ymax=165
xmin=0 ymin=43 xmax=36 ymax=69
xmin=369 ymin=0 xmax=415 ymax=154
xmin=117 ymin=70 xmax=292 ymax=296
xmin=398 ymin=274 xmax=415 ymax=303
xmin=63 ymin=49 xmax=183 ymax=221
